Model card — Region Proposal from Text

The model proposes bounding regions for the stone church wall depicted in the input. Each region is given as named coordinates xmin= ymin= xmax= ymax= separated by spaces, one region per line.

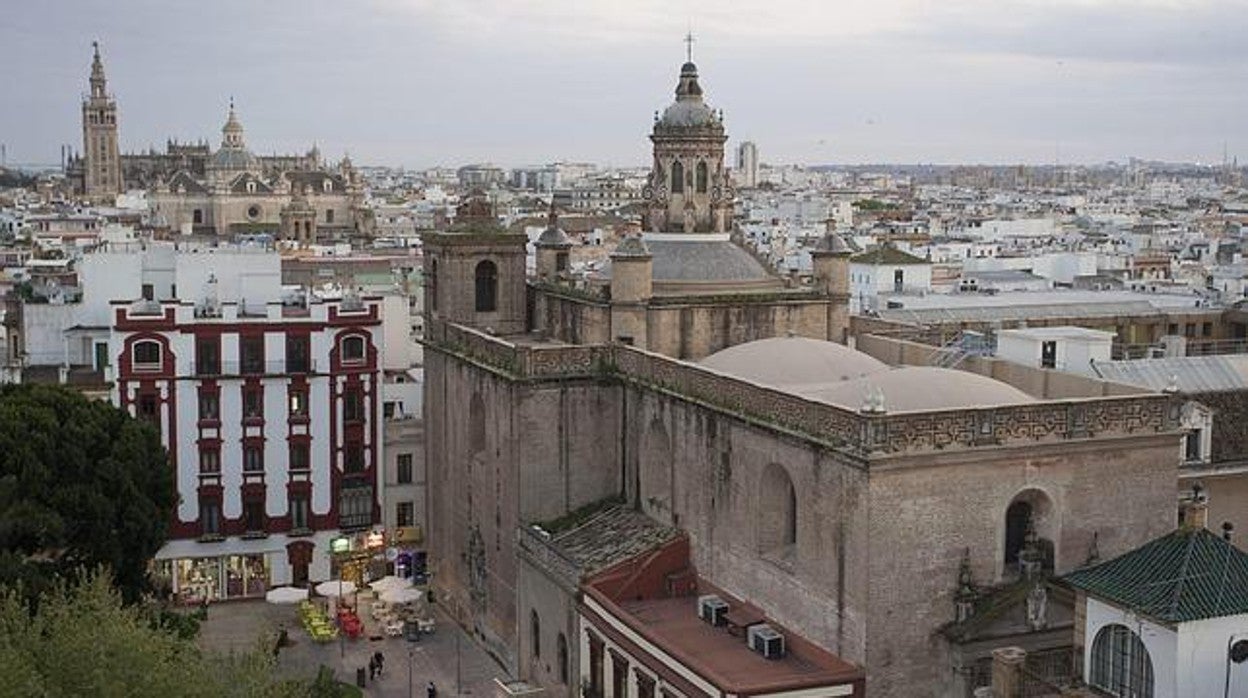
xmin=862 ymin=435 xmax=1178 ymax=696
xmin=644 ymin=299 xmax=831 ymax=360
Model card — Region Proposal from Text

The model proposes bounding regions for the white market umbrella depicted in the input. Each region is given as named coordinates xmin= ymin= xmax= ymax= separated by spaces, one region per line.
xmin=315 ymin=580 xmax=357 ymax=597
xmin=265 ymin=586 xmax=308 ymax=604
xmin=369 ymin=575 xmax=408 ymax=593
xmin=380 ymin=586 xmax=424 ymax=605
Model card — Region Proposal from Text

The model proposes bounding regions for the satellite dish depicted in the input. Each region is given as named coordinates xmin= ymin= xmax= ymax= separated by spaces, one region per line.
xmin=1230 ymin=639 xmax=1248 ymax=664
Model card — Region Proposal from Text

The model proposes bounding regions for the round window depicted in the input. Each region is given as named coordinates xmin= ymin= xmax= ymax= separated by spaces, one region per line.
xmin=247 ymin=205 xmax=261 ymax=220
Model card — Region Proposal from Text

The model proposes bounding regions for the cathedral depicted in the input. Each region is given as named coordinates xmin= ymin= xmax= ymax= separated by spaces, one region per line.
xmin=69 ymin=43 xmax=369 ymax=240
xmin=423 ymin=54 xmax=1183 ymax=697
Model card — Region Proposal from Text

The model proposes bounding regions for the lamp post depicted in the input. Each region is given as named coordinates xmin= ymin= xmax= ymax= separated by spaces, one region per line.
xmin=329 ymin=535 xmax=349 ymax=659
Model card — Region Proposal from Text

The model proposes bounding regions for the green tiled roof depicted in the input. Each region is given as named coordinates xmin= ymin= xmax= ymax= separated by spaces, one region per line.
xmin=1064 ymin=528 xmax=1248 ymax=623
xmin=849 ymin=246 xmax=927 ymax=265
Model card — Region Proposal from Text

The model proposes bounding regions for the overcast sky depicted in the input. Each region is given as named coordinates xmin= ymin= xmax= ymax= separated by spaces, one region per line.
xmin=2 ymin=0 xmax=1246 ymax=168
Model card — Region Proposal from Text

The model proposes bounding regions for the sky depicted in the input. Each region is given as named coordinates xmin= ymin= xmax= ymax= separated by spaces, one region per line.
xmin=2 ymin=0 xmax=1246 ymax=168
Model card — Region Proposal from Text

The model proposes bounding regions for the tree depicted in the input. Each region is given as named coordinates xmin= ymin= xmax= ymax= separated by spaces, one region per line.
xmin=0 ymin=384 xmax=176 ymax=603
xmin=0 ymin=572 xmax=303 ymax=698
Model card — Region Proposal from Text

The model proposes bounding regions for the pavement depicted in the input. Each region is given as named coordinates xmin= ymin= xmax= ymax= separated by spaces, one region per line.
xmin=197 ymin=594 xmax=506 ymax=696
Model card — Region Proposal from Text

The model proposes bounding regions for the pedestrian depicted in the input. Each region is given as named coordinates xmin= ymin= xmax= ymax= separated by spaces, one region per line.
xmin=374 ymin=651 xmax=385 ymax=676
xmin=369 ymin=656 xmax=377 ymax=681
xmin=426 ymin=681 xmax=437 ymax=698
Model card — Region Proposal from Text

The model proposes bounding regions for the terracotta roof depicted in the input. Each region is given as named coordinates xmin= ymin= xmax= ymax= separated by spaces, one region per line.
xmin=1064 ymin=527 xmax=1248 ymax=623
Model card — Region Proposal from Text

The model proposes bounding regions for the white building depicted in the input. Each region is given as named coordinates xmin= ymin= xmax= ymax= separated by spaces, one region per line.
xmin=995 ymin=326 xmax=1114 ymax=375
xmin=849 ymin=246 xmax=932 ymax=312
xmin=1065 ymin=525 xmax=1248 ymax=698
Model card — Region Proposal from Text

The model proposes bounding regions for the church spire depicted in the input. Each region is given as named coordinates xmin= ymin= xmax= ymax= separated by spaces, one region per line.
xmin=89 ymin=41 xmax=107 ymax=99
xmin=221 ymin=97 xmax=245 ymax=149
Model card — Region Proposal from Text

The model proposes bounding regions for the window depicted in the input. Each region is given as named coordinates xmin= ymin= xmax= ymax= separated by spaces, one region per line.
xmin=893 ymin=268 xmax=905 ymax=292
xmin=557 ymin=634 xmax=569 ymax=684
xmin=759 ymin=463 xmax=798 ymax=555
xmin=244 ymin=444 xmax=264 ymax=472
xmin=397 ymin=453 xmax=413 ymax=484
xmin=343 ymin=389 xmax=364 ymax=422
xmin=344 ymin=442 xmax=365 ymax=474
xmin=1041 ymin=340 xmax=1058 ymax=369
xmin=325 ymin=209 xmax=334 ymax=224
xmin=133 ymin=341 xmax=161 ymax=370
xmin=290 ymin=493 xmax=310 ymax=531
xmin=611 ymin=653 xmax=628 ymax=698
xmin=341 ymin=335 xmax=365 ymax=363
xmin=397 ymin=501 xmax=414 ymax=527
xmin=289 ymin=443 xmax=310 ymax=471
xmin=243 ymin=389 xmax=263 ymax=419
xmin=243 ymin=497 xmax=265 ymax=534
xmin=199 ymin=449 xmax=220 ymax=473
xmin=474 ymin=260 xmax=497 ymax=312
xmin=1004 ymin=500 xmax=1032 ymax=566
xmin=1202 ymin=322 xmax=1212 ymax=337
xmin=1090 ymin=624 xmax=1154 ymax=698
xmin=634 ymin=670 xmax=654 ymax=698
xmin=286 ymin=335 xmax=310 ymax=373
xmin=198 ymin=391 xmax=219 ymax=421
xmin=246 ymin=204 xmax=261 ymax=220
xmin=1185 ymin=429 xmax=1203 ymax=462
xmin=696 ymin=161 xmax=708 ymax=193
xmin=141 ymin=283 xmax=154 ymax=301
xmin=201 ymin=498 xmax=222 ymax=537
xmin=137 ymin=394 xmax=159 ymax=425
xmin=339 ymin=483 xmax=372 ymax=530
xmin=289 ymin=389 xmax=308 ymax=418
xmin=671 ymin=161 xmax=684 ymax=194
xmin=530 ymin=609 xmax=541 ymax=659
xmin=240 ymin=336 xmax=265 ymax=374
xmin=196 ymin=338 xmax=219 ymax=375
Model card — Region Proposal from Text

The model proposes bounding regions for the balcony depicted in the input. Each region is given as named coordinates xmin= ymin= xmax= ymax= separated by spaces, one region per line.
xmin=187 ymin=360 xmax=319 ymax=377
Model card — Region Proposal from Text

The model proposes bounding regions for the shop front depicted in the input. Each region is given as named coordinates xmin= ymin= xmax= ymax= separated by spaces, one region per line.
xmin=156 ymin=554 xmax=272 ymax=604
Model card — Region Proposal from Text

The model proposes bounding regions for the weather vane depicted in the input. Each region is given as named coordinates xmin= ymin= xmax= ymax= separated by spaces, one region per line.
xmin=684 ymin=31 xmax=695 ymax=62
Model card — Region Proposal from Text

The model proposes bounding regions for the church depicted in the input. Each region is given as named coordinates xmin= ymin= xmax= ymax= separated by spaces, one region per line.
xmin=423 ymin=55 xmax=1184 ymax=697
xmin=69 ymin=43 xmax=369 ymax=241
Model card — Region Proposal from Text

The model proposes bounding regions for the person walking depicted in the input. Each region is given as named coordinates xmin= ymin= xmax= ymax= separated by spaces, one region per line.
xmin=374 ymin=651 xmax=386 ymax=676
xmin=426 ymin=680 xmax=437 ymax=698
xmin=369 ymin=656 xmax=377 ymax=681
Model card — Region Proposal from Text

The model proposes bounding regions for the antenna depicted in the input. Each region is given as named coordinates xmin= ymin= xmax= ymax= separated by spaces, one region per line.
xmin=684 ymin=31 xmax=695 ymax=63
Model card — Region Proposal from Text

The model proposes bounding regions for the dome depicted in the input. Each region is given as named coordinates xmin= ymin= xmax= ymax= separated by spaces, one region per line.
xmin=797 ymin=366 xmax=1037 ymax=412
xmin=210 ymin=146 xmax=259 ymax=172
xmin=659 ymin=100 xmax=717 ymax=129
xmin=700 ymin=337 xmax=889 ymax=388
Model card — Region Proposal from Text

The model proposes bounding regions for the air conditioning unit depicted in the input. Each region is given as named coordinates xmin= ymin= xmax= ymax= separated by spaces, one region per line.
xmin=748 ymin=624 xmax=786 ymax=659
xmin=697 ymin=595 xmax=728 ymax=627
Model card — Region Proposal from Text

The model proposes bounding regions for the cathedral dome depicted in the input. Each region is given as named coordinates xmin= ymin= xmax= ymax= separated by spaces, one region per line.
xmin=655 ymin=60 xmax=719 ymax=131
xmin=798 ymin=366 xmax=1038 ymax=412
xmin=700 ymin=337 xmax=889 ymax=388
xmin=210 ymin=146 xmax=259 ymax=172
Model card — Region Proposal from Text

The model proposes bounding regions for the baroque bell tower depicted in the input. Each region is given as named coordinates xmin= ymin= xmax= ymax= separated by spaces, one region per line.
xmin=81 ymin=42 xmax=123 ymax=201
xmin=642 ymin=35 xmax=734 ymax=234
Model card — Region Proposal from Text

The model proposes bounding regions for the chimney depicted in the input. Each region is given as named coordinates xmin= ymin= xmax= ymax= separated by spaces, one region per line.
xmin=1223 ymin=521 xmax=1234 ymax=543
xmin=1181 ymin=483 xmax=1209 ymax=530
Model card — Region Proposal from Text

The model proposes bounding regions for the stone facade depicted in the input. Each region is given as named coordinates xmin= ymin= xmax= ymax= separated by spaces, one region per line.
xmin=80 ymin=43 xmax=123 ymax=202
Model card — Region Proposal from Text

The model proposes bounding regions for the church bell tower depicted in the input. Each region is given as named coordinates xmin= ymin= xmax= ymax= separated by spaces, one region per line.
xmin=81 ymin=42 xmax=123 ymax=201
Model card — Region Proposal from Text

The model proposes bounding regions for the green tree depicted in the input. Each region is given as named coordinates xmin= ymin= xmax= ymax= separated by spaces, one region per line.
xmin=0 ymin=384 xmax=176 ymax=603
xmin=0 ymin=572 xmax=303 ymax=697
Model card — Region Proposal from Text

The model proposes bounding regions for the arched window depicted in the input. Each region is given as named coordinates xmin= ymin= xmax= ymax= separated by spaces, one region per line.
xmin=759 ymin=463 xmax=798 ymax=557
xmin=1090 ymin=624 xmax=1154 ymax=698
xmin=341 ymin=335 xmax=365 ymax=363
xmin=696 ymin=161 xmax=708 ymax=193
xmin=530 ymin=609 xmax=541 ymax=659
xmin=475 ymin=260 xmax=497 ymax=312
xmin=556 ymin=633 xmax=568 ymax=684
xmin=1004 ymin=500 xmax=1032 ymax=566
xmin=133 ymin=340 xmax=162 ymax=370
xmin=671 ymin=161 xmax=684 ymax=194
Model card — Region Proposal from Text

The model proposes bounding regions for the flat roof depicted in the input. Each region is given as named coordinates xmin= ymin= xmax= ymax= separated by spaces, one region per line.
xmin=587 ymin=579 xmax=862 ymax=695
xmin=998 ymin=326 xmax=1116 ymax=341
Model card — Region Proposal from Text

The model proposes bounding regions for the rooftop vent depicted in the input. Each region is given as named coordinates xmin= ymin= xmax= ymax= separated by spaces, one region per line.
xmin=697 ymin=595 xmax=728 ymax=627
xmin=748 ymin=624 xmax=786 ymax=659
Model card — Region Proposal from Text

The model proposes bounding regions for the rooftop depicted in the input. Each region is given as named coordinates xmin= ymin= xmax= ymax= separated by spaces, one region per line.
xmin=1091 ymin=355 xmax=1248 ymax=393
xmin=850 ymin=246 xmax=928 ymax=265
xmin=1064 ymin=527 xmax=1248 ymax=624
xmin=537 ymin=503 xmax=680 ymax=576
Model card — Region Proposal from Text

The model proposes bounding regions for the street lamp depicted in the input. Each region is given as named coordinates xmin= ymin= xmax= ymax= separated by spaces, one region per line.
xmin=329 ymin=535 xmax=350 ymax=659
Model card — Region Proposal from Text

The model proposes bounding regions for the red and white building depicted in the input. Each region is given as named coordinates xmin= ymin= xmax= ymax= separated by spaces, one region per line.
xmin=108 ymin=249 xmax=383 ymax=602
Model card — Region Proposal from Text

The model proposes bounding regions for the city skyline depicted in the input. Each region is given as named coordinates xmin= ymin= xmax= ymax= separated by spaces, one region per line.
xmin=2 ymin=0 xmax=1246 ymax=169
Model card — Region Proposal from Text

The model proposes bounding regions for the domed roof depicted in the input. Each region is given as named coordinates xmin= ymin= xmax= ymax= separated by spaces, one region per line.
xmin=210 ymin=146 xmax=259 ymax=172
xmin=655 ymin=60 xmax=720 ymax=131
xmin=700 ymin=337 xmax=889 ymax=388
xmin=797 ymin=366 xmax=1037 ymax=412
xmin=612 ymin=234 xmax=651 ymax=257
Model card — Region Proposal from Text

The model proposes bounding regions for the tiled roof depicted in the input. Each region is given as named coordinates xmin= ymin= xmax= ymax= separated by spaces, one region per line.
xmin=849 ymin=246 xmax=927 ymax=265
xmin=547 ymin=506 xmax=679 ymax=575
xmin=1064 ymin=527 xmax=1248 ymax=623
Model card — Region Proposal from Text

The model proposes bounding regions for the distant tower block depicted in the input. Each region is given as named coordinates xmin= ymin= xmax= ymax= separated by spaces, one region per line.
xmin=736 ymin=141 xmax=759 ymax=189
xmin=81 ymin=42 xmax=123 ymax=201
